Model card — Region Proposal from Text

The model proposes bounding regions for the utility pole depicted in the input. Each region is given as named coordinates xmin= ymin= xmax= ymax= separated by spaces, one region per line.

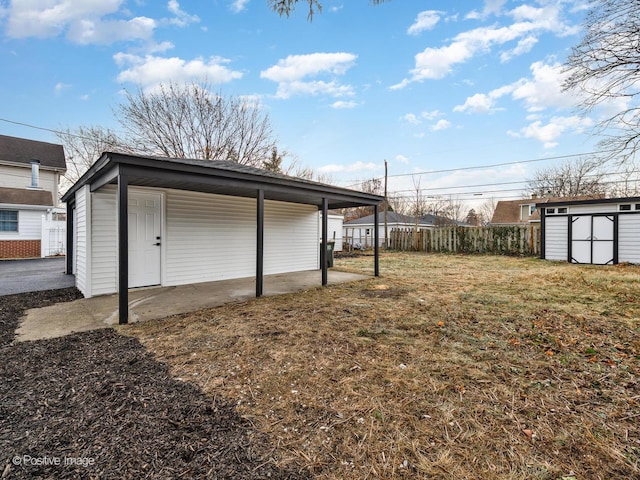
xmin=384 ymin=159 xmax=388 ymax=249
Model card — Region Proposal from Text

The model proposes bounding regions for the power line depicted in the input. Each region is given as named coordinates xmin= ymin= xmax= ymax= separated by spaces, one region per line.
xmin=342 ymin=149 xmax=618 ymax=188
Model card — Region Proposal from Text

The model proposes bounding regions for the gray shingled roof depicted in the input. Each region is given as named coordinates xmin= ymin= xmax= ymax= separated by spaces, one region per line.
xmin=0 ymin=134 xmax=66 ymax=170
xmin=345 ymin=212 xmax=437 ymax=226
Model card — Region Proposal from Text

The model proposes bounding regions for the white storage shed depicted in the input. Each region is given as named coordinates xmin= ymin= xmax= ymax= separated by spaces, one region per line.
xmin=61 ymin=153 xmax=383 ymax=324
xmin=539 ymin=196 xmax=640 ymax=265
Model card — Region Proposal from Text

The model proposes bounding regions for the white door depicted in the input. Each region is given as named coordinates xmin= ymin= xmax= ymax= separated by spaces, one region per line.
xmin=128 ymin=191 xmax=162 ymax=287
xmin=570 ymin=215 xmax=614 ymax=265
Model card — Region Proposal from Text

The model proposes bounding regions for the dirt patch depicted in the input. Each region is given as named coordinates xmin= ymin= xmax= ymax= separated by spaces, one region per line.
xmin=0 ymin=291 xmax=310 ymax=479
xmin=126 ymin=253 xmax=640 ymax=480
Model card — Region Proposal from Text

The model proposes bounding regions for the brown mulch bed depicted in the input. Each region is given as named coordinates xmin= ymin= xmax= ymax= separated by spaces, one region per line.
xmin=0 ymin=289 xmax=311 ymax=479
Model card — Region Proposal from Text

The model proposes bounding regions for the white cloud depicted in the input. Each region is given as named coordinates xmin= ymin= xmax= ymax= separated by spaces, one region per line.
xmin=431 ymin=119 xmax=452 ymax=131
xmin=403 ymin=113 xmax=420 ymax=125
xmin=54 ymin=82 xmax=71 ymax=95
xmin=167 ymin=0 xmax=200 ymax=26
xmin=508 ymin=115 xmax=593 ymax=148
xmin=3 ymin=0 xmax=159 ymax=44
xmin=393 ymin=2 xmax=578 ymax=88
xmin=454 ymin=84 xmax=513 ymax=114
xmin=454 ymin=61 xmax=579 ymax=115
xmin=466 ymin=0 xmax=507 ymax=20
xmin=395 ymin=154 xmax=409 ymax=164
xmin=317 ymin=161 xmax=379 ymax=174
xmin=511 ymin=61 xmax=579 ymax=112
xmin=229 ymin=0 xmax=250 ymax=14
xmin=500 ymin=35 xmax=538 ymax=62
xmin=261 ymin=53 xmax=357 ymax=99
xmin=114 ymin=54 xmax=243 ymax=91
xmin=67 ymin=16 xmax=156 ymax=44
xmin=407 ymin=10 xmax=441 ymax=36
xmin=422 ymin=109 xmax=442 ymax=120
xmin=80 ymin=94 xmax=90 ymax=101
xmin=331 ymin=100 xmax=357 ymax=109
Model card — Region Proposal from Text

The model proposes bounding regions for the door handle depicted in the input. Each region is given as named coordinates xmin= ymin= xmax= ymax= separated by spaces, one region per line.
xmin=154 ymin=242 xmax=161 ymax=246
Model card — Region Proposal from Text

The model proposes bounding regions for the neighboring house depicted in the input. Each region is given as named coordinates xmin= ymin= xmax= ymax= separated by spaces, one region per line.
xmin=0 ymin=134 xmax=66 ymax=258
xmin=61 ymin=152 xmax=384 ymax=324
xmin=318 ymin=212 xmax=344 ymax=251
xmin=343 ymin=211 xmax=449 ymax=248
xmin=490 ymin=195 xmax=602 ymax=225
xmin=538 ymin=196 xmax=640 ymax=265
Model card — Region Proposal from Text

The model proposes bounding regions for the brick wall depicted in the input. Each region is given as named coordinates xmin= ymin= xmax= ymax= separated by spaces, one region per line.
xmin=0 ymin=240 xmax=41 ymax=259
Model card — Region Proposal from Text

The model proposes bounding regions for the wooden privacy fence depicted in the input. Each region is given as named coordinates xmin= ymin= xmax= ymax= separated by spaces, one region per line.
xmin=389 ymin=225 xmax=541 ymax=256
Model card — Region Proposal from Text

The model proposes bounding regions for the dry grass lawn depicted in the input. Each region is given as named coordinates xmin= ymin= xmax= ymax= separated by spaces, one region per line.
xmin=124 ymin=253 xmax=640 ymax=479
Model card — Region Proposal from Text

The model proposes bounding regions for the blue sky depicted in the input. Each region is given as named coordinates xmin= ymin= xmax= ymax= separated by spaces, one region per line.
xmin=0 ymin=0 xmax=602 ymax=208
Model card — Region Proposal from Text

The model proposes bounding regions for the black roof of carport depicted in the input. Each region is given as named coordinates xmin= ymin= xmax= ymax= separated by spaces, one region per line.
xmin=62 ymin=152 xmax=384 ymax=209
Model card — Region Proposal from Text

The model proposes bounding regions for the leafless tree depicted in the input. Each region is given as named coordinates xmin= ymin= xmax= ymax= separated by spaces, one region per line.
xmin=608 ymin=162 xmax=640 ymax=197
xmin=269 ymin=0 xmax=386 ymax=20
xmin=55 ymin=125 xmax=129 ymax=188
xmin=478 ymin=197 xmax=498 ymax=225
xmin=563 ymin=0 xmax=640 ymax=163
xmin=527 ymin=157 xmax=607 ymax=198
xmin=386 ymin=193 xmax=409 ymax=215
xmin=117 ymin=82 xmax=277 ymax=167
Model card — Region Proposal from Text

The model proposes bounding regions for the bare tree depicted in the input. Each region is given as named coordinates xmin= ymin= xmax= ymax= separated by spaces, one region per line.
xmin=564 ymin=0 xmax=640 ymax=163
xmin=527 ymin=157 xmax=607 ymax=197
xmin=269 ymin=0 xmax=386 ymax=20
xmin=386 ymin=193 xmax=408 ymax=215
xmin=608 ymin=162 xmax=640 ymax=197
xmin=117 ymin=82 xmax=277 ymax=167
xmin=55 ymin=125 xmax=129 ymax=187
xmin=478 ymin=197 xmax=498 ymax=225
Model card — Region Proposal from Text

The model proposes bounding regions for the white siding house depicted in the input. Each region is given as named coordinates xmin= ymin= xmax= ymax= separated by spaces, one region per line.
xmin=539 ymin=197 xmax=640 ymax=265
xmin=0 ymin=134 xmax=66 ymax=258
xmin=62 ymin=153 xmax=384 ymax=323
xmin=343 ymin=212 xmax=441 ymax=248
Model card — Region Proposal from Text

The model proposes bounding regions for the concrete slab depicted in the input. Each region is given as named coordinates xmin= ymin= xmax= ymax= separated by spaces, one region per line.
xmin=16 ymin=270 xmax=370 ymax=342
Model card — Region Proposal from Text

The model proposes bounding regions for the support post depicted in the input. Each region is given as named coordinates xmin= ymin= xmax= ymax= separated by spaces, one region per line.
xmin=118 ymin=172 xmax=129 ymax=325
xmin=321 ymin=198 xmax=328 ymax=286
xmin=374 ymin=203 xmax=380 ymax=277
xmin=256 ymin=189 xmax=264 ymax=297
xmin=65 ymin=200 xmax=74 ymax=274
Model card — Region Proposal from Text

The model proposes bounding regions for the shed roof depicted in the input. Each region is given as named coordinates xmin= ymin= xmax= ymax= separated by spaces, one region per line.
xmin=0 ymin=134 xmax=66 ymax=170
xmin=535 ymin=195 xmax=640 ymax=208
xmin=0 ymin=186 xmax=54 ymax=206
xmin=61 ymin=152 xmax=384 ymax=209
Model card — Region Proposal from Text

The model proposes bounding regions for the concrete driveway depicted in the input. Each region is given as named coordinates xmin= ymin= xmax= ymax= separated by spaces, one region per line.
xmin=0 ymin=257 xmax=75 ymax=295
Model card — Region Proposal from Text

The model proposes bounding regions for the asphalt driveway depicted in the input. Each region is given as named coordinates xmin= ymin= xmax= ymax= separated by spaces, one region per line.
xmin=0 ymin=257 xmax=75 ymax=296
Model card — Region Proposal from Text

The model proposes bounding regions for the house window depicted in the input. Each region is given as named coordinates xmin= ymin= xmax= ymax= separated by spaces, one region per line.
xmin=0 ymin=210 xmax=18 ymax=232
xmin=635 ymin=204 xmax=640 ymax=210
xmin=620 ymin=204 xmax=632 ymax=211
xmin=557 ymin=207 xmax=567 ymax=214
xmin=546 ymin=208 xmax=555 ymax=214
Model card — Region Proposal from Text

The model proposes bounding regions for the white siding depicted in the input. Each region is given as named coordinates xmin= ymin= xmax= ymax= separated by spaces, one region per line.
xmin=90 ymin=186 xmax=117 ymax=296
xmin=264 ymin=201 xmax=318 ymax=275
xmin=319 ymin=214 xmax=344 ymax=251
xmin=74 ymin=186 xmax=90 ymax=297
xmin=569 ymin=204 xmax=620 ymax=215
xmin=544 ymin=216 xmax=568 ymax=261
xmin=0 ymin=164 xmax=58 ymax=198
xmin=0 ymin=209 xmax=43 ymax=240
xmin=619 ymin=214 xmax=640 ymax=264
xmin=164 ymin=189 xmax=257 ymax=286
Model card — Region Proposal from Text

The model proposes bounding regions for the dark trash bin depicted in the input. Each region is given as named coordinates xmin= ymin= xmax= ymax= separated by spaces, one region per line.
xmin=321 ymin=240 xmax=335 ymax=268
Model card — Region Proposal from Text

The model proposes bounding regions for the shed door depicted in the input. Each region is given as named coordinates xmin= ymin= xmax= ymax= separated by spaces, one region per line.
xmin=128 ymin=192 xmax=162 ymax=288
xmin=571 ymin=215 xmax=614 ymax=265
